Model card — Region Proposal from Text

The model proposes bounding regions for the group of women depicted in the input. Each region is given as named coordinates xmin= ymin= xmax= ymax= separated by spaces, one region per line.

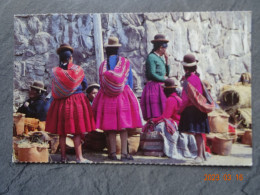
xmin=45 ymin=34 xmax=210 ymax=163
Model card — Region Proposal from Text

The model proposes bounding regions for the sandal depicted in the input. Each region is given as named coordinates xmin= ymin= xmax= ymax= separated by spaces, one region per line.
xmin=60 ymin=157 xmax=68 ymax=163
xmin=192 ymin=156 xmax=204 ymax=164
xmin=121 ymin=153 xmax=134 ymax=161
xmin=108 ymin=153 xmax=118 ymax=161
xmin=76 ymin=158 xmax=92 ymax=163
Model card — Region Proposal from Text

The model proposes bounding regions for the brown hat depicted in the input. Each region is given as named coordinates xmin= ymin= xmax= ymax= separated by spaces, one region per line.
xmin=181 ymin=54 xmax=199 ymax=67
xmin=104 ymin=36 xmax=122 ymax=47
xmin=86 ymin=83 xmax=100 ymax=94
xmin=56 ymin=43 xmax=74 ymax=55
xmin=162 ymin=78 xmax=178 ymax=88
xmin=151 ymin=34 xmax=169 ymax=43
xmin=31 ymin=81 xmax=46 ymax=92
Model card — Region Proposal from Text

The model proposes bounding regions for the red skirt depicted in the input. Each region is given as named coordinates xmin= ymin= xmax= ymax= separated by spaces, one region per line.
xmin=45 ymin=93 xmax=95 ymax=135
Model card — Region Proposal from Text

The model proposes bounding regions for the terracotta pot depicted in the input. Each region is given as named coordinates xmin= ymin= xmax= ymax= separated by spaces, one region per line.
xmin=13 ymin=113 xmax=25 ymax=135
xmin=242 ymin=130 xmax=252 ymax=146
xmin=211 ymin=136 xmax=233 ymax=156
xmin=38 ymin=121 xmax=46 ymax=131
xmin=18 ymin=146 xmax=49 ymax=162
xmin=24 ymin=118 xmax=39 ymax=134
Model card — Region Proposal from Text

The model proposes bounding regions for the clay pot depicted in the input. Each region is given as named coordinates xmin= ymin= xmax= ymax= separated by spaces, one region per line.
xmin=211 ymin=136 xmax=233 ymax=156
xmin=13 ymin=113 xmax=25 ymax=135
xmin=18 ymin=146 xmax=49 ymax=163
xmin=242 ymin=130 xmax=252 ymax=146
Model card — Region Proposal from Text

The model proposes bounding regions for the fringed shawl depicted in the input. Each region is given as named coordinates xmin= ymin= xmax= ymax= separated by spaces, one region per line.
xmin=51 ymin=63 xmax=85 ymax=99
xmin=99 ymin=57 xmax=130 ymax=97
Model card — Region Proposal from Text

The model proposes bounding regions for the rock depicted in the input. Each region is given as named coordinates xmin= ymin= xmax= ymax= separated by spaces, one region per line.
xmin=223 ymin=31 xmax=244 ymax=58
xmin=208 ymin=24 xmax=222 ymax=47
xmin=28 ymin=16 xmax=43 ymax=34
xmin=144 ymin=13 xmax=166 ymax=21
xmin=188 ymin=27 xmax=201 ymax=52
xmin=33 ymin=32 xmax=53 ymax=54
xmin=200 ymin=12 xmax=210 ymax=21
xmin=183 ymin=12 xmax=193 ymax=21
xmin=171 ymin=12 xmax=182 ymax=22
xmin=144 ymin=20 xmax=158 ymax=53
xmin=124 ymin=25 xmax=142 ymax=51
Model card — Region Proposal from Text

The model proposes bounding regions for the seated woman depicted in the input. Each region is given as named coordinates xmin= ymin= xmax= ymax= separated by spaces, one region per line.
xmin=149 ymin=78 xmax=197 ymax=160
xmin=17 ymin=81 xmax=47 ymax=121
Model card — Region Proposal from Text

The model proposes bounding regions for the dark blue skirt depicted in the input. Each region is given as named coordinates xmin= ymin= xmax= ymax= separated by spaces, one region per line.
xmin=178 ymin=106 xmax=210 ymax=134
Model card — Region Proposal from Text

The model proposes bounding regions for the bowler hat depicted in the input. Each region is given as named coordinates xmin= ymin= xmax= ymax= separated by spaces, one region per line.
xmin=181 ymin=54 xmax=199 ymax=67
xmin=162 ymin=78 xmax=178 ymax=88
xmin=151 ymin=34 xmax=169 ymax=43
xmin=104 ymin=36 xmax=122 ymax=47
xmin=56 ymin=43 xmax=74 ymax=55
xmin=86 ymin=83 xmax=100 ymax=94
xmin=31 ymin=81 xmax=46 ymax=93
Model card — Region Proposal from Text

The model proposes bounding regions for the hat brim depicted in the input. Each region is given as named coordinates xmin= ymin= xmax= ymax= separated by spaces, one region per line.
xmin=162 ymin=85 xmax=178 ymax=88
xmin=56 ymin=46 xmax=74 ymax=55
xmin=31 ymin=86 xmax=46 ymax=92
xmin=87 ymin=84 xmax=100 ymax=90
xmin=181 ymin=60 xmax=198 ymax=67
xmin=104 ymin=44 xmax=122 ymax=48
xmin=151 ymin=39 xmax=169 ymax=43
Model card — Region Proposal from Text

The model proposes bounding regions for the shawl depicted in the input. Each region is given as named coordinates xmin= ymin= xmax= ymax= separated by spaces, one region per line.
xmin=183 ymin=79 xmax=215 ymax=113
xmin=142 ymin=118 xmax=177 ymax=135
xmin=51 ymin=63 xmax=85 ymax=99
xmin=99 ymin=56 xmax=130 ymax=97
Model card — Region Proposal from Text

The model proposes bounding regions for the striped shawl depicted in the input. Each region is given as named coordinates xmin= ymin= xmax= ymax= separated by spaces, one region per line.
xmin=51 ymin=63 xmax=85 ymax=99
xmin=183 ymin=79 xmax=215 ymax=113
xmin=99 ymin=57 xmax=130 ymax=97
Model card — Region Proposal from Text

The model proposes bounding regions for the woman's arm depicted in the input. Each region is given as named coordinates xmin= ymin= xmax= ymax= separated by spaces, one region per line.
xmin=146 ymin=55 xmax=166 ymax=82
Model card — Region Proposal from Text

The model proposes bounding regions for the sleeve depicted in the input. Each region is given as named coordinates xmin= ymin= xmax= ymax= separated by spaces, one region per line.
xmin=127 ymin=65 xmax=134 ymax=89
xmin=152 ymin=98 xmax=175 ymax=123
xmin=81 ymin=77 xmax=88 ymax=91
xmin=179 ymin=85 xmax=189 ymax=113
xmin=146 ymin=55 xmax=166 ymax=82
xmin=23 ymin=100 xmax=45 ymax=118
xmin=165 ymin=64 xmax=170 ymax=77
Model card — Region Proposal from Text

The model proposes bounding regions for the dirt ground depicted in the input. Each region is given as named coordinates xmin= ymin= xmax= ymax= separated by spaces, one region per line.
xmin=48 ymin=142 xmax=252 ymax=166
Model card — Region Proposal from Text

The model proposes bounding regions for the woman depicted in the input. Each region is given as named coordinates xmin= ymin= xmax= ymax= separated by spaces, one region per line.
xmin=141 ymin=34 xmax=170 ymax=121
xmin=178 ymin=54 xmax=210 ymax=163
xmin=92 ymin=36 xmax=142 ymax=161
xmin=45 ymin=43 xmax=95 ymax=163
xmin=147 ymin=78 xmax=197 ymax=159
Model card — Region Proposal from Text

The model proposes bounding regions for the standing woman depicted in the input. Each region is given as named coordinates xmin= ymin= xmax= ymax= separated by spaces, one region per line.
xmin=45 ymin=43 xmax=95 ymax=163
xmin=92 ymin=36 xmax=142 ymax=161
xmin=141 ymin=34 xmax=170 ymax=121
xmin=178 ymin=54 xmax=210 ymax=163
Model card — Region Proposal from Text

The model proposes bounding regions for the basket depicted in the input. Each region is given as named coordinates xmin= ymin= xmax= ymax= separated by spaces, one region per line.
xmin=18 ymin=146 xmax=49 ymax=163
xmin=13 ymin=113 xmax=25 ymax=135
xmin=208 ymin=110 xmax=229 ymax=133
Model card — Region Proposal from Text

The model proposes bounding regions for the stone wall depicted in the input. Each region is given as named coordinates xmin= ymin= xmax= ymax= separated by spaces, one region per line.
xmin=14 ymin=12 xmax=251 ymax=111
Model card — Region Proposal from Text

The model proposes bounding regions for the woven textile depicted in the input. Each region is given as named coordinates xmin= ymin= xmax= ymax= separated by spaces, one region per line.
xmin=51 ymin=63 xmax=85 ymax=99
xmin=183 ymin=80 xmax=215 ymax=113
xmin=99 ymin=57 xmax=130 ymax=97
xmin=142 ymin=118 xmax=177 ymax=135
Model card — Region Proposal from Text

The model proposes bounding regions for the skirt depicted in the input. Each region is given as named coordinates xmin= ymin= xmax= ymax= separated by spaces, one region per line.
xmin=140 ymin=81 xmax=166 ymax=121
xmin=154 ymin=122 xmax=197 ymax=159
xmin=178 ymin=106 xmax=210 ymax=134
xmin=92 ymin=85 xmax=142 ymax=131
xmin=45 ymin=93 xmax=96 ymax=135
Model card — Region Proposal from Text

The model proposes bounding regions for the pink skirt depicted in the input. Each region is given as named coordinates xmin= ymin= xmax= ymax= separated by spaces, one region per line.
xmin=141 ymin=81 xmax=167 ymax=121
xmin=45 ymin=93 xmax=96 ymax=135
xmin=92 ymin=85 xmax=142 ymax=131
